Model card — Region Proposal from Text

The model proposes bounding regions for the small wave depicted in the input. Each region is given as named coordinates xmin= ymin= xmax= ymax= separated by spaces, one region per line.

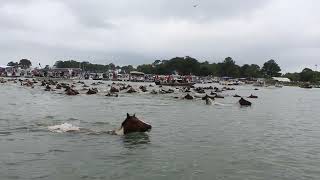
xmin=86 ymin=130 xmax=115 ymax=136
xmin=48 ymin=123 xmax=80 ymax=133
xmin=35 ymin=122 xmax=49 ymax=126
xmin=10 ymin=127 xmax=29 ymax=131
xmin=45 ymin=115 xmax=55 ymax=119
xmin=48 ymin=149 xmax=70 ymax=153
xmin=93 ymin=121 xmax=110 ymax=125
xmin=0 ymin=131 xmax=12 ymax=136
xmin=213 ymin=102 xmax=225 ymax=106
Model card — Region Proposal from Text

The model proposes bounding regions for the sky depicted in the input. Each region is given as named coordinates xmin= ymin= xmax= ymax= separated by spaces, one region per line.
xmin=0 ymin=0 xmax=319 ymax=73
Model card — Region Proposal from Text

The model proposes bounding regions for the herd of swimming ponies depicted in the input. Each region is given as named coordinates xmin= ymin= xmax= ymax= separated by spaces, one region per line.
xmin=0 ymin=78 xmax=260 ymax=135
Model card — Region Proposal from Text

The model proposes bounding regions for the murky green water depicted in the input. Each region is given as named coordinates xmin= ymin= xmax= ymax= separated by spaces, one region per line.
xmin=1 ymin=81 xmax=320 ymax=180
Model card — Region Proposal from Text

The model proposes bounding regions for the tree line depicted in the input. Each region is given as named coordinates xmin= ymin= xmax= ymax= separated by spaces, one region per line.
xmin=54 ymin=60 xmax=135 ymax=74
xmin=4 ymin=57 xmax=282 ymax=78
xmin=284 ymin=68 xmax=320 ymax=83
xmin=6 ymin=57 xmax=319 ymax=83
xmin=136 ymin=56 xmax=281 ymax=78
xmin=52 ymin=57 xmax=282 ymax=78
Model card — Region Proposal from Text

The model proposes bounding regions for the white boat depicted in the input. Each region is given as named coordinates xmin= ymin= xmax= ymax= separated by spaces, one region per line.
xmin=219 ymin=81 xmax=235 ymax=86
xmin=275 ymin=83 xmax=283 ymax=88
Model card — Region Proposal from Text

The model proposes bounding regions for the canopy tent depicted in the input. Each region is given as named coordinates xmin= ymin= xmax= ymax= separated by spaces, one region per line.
xmin=130 ymin=71 xmax=145 ymax=75
xmin=272 ymin=77 xmax=291 ymax=82
xmin=0 ymin=65 xmax=11 ymax=69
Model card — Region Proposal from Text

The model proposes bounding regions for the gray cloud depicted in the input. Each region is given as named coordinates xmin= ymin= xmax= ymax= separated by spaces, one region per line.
xmin=0 ymin=0 xmax=319 ymax=72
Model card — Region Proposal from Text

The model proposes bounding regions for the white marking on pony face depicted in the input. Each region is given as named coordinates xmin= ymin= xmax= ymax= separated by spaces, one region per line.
xmin=139 ymin=119 xmax=149 ymax=125
xmin=114 ymin=127 xmax=124 ymax=135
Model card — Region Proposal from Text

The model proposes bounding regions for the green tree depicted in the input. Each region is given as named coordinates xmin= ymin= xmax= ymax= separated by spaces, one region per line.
xmin=218 ymin=57 xmax=240 ymax=77
xmin=284 ymin=72 xmax=300 ymax=82
xmin=54 ymin=60 xmax=111 ymax=72
xmin=240 ymin=64 xmax=250 ymax=77
xmin=152 ymin=60 xmax=161 ymax=66
xmin=167 ymin=56 xmax=200 ymax=75
xmin=261 ymin=59 xmax=281 ymax=77
xmin=248 ymin=64 xmax=261 ymax=78
xmin=199 ymin=62 xmax=211 ymax=76
xmin=155 ymin=62 xmax=171 ymax=75
xmin=300 ymin=68 xmax=315 ymax=82
xmin=137 ymin=64 xmax=154 ymax=74
xmin=121 ymin=65 xmax=135 ymax=73
xmin=7 ymin=61 xmax=18 ymax=67
xmin=109 ymin=63 xmax=115 ymax=70
xmin=19 ymin=59 xmax=32 ymax=69
xmin=209 ymin=63 xmax=220 ymax=76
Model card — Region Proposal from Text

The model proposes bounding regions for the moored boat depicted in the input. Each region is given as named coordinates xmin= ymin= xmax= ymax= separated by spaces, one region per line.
xmin=300 ymin=83 xmax=312 ymax=89
xmin=92 ymin=73 xmax=102 ymax=80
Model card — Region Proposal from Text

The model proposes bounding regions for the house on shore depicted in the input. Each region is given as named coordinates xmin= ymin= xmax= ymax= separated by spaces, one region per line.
xmin=129 ymin=71 xmax=145 ymax=82
xmin=48 ymin=68 xmax=82 ymax=78
xmin=0 ymin=65 xmax=10 ymax=76
xmin=0 ymin=65 xmax=22 ymax=77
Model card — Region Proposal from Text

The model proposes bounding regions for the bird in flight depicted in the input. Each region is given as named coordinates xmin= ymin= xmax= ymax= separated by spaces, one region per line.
xmin=193 ymin=4 xmax=198 ymax=7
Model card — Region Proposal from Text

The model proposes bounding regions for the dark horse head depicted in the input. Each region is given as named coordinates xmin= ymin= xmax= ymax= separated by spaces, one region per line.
xmin=115 ymin=114 xmax=152 ymax=135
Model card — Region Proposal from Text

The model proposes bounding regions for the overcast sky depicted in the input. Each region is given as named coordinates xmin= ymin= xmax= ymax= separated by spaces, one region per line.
xmin=0 ymin=0 xmax=319 ymax=72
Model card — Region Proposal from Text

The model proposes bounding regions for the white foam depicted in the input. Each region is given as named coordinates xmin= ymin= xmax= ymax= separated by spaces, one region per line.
xmin=205 ymin=98 xmax=212 ymax=105
xmin=214 ymin=102 xmax=225 ymax=106
xmin=107 ymin=127 xmax=124 ymax=135
xmin=48 ymin=123 xmax=80 ymax=133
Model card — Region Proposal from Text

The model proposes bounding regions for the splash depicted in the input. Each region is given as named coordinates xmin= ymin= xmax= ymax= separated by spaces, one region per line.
xmin=205 ymin=98 xmax=212 ymax=105
xmin=48 ymin=123 xmax=80 ymax=133
xmin=106 ymin=127 xmax=124 ymax=135
xmin=213 ymin=102 xmax=225 ymax=106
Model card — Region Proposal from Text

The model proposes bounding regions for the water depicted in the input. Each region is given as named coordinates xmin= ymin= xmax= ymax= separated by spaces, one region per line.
xmin=1 ymin=81 xmax=320 ymax=180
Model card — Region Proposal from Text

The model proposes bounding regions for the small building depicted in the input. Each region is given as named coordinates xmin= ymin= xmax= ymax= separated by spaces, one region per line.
xmin=129 ymin=71 xmax=145 ymax=82
xmin=0 ymin=65 xmax=21 ymax=77
xmin=0 ymin=65 xmax=9 ymax=76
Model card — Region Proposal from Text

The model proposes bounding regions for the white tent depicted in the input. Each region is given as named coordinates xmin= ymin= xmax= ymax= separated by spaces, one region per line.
xmin=272 ymin=77 xmax=291 ymax=82
xmin=0 ymin=65 xmax=11 ymax=69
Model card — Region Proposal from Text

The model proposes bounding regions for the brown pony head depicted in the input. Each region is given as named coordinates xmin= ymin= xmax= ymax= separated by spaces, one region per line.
xmin=120 ymin=114 xmax=152 ymax=134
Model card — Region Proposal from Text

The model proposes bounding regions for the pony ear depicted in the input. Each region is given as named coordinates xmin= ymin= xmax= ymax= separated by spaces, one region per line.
xmin=133 ymin=113 xmax=136 ymax=117
xmin=127 ymin=113 xmax=130 ymax=118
